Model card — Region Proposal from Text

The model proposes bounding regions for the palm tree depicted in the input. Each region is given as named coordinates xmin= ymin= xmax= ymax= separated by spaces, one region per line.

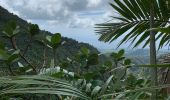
xmin=149 ymin=0 xmax=157 ymax=98
xmin=96 ymin=0 xmax=169 ymax=49
xmin=95 ymin=0 xmax=170 ymax=99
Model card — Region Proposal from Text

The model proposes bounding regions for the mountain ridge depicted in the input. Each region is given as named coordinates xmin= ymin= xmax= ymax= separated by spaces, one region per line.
xmin=0 ymin=6 xmax=99 ymax=68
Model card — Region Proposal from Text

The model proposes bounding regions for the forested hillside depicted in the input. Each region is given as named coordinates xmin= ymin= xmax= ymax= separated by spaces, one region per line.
xmin=0 ymin=6 xmax=99 ymax=68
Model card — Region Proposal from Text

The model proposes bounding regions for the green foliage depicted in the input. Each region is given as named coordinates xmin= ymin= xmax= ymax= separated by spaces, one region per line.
xmin=28 ymin=24 xmax=40 ymax=36
xmin=0 ymin=6 xmax=99 ymax=72
xmin=46 ymin=33 xmax=61 ymax=49
xmin=150 ymin=27 xmax=170 ymax=34
xmin=3 ymin=21 xmax=20 ymax=38
xmin=95 ymin=1 xmax=170 ymax=99
xmin=81 ymin=47 xmax=89 ymax=56
xmin=6 ymin=50 xmax=20 ymax=64
xmin=74 ymin=75 xmax=113 ymax=99
xmin=99 ymin=75 xmax=113 ymax=95
xmin=124 ymin=59 xmax=132 ymax=68
xmin=0 ymin=49 xmax=9 ymax=61
xmin=83 ymin=72 xmax=96 ymax=81
xmin=111 ymin=49 xmax=125 ymax=61
xmin=51 ymin=33 xmax=61 ymax=45
xmin=1 ymin=3 xmax=170 ymax=99
xmin=118 ymin=49 xmax=125 ymax=57
xmin=0 ymin=41 xmax=5 ymax=50
xmin=95 ymin=0 xmax=170 ymax=48
xmin=103 ymin=60 xmax=112 ymax=68
xmin=87 ymin=53 xmax=99 ymax=67
xmin=0 ymin=49 xmax=20 ymax=64
xmin=0 ymin=75 xmax=90 ymax=100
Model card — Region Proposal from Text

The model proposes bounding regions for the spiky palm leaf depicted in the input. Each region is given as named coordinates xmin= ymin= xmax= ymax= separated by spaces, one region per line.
xmin=0 ymin=75 xmax=91 ymax=100
xmin=95 ymin=0 xmax=170 ymax=49
xmin=100 ymin=84 xmax=170 ymax=99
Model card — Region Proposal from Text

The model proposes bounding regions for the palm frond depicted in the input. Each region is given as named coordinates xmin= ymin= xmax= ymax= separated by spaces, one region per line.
xmin=99 ymin=84 xmax=170 ymax=99
xmin=0 ymin=75 xmax=91 ymax=100
xmin=96 ymin=0 xmax=170 ymax=48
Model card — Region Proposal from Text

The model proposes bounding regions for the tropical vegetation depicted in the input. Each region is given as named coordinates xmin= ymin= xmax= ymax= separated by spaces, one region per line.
xmin=0 ymin=0 xmax=170 ymax=100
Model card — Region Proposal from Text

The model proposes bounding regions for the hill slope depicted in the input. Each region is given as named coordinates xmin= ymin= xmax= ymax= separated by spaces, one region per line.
xmin=0 ymin=6 xmax=99 ymax=68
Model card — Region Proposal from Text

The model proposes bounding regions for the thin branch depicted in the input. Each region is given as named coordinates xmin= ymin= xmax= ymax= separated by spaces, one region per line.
xmin=23 ymin=35 xmax=33 ymax=56
xmin=163 ymin=68 xmax=170 ymax=84
xmin=7 ymin=64 xmax=15 ymax=76
xmin=38 ymin=46 xmax=47 ymax=72
xmin=10 ymin=37 xmax=37 ymax=73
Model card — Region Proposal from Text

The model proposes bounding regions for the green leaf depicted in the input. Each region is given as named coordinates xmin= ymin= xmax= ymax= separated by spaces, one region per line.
xmin=149 ymin=27 xmax=170 ymax=33
xmin=60 ymin=61 xmax=70 ymax=68
xmin=117 ymin=49 xmax=125 ymax=58
xmin=114 ymin=0 xmax=137 ymax=20
xmin=96 ymin=0 xmax=169 ymax=49
xmin=3 ymin=21 xmax=20 ymax=37
xmin=124 ymin=59 xmax=131 ymax=65
xmin=0 ymin=42 xmax=5 ymax=50
xmin=85 ymin=83 xmax=92 ymax=93
xmin=133 ymin=31 xmax=150 ymax=48
xmin=45 ymin=35 xmax=53 ymax=48
xmin=46 ymin=35 xmax=52 ymax=42
xmin=83 ymin=72 xmax=96 ymax=81
xmin=51 ymin=72 xmax=64 ymax=78
xmin=81 ymin=47 xmax=89 ymax=56
xmin=118 ymin=57 xmax=125 ymax=61
xmin=29 ymin=24 xmax=40 ymax=36
xmin=91 ymin=80 xmax=103 ymax=87
xmin=87 ymin=53 xmax=99 ymax=66
xmin=110 ymin=52 xmax=117 ymax=58
xmin=100 ymin=75 xmax=113 ymax=95
xmin=104 ymin=60 xmax=112 ymax=68
xmin=136 ymin=79 xmax=145 ymax=86
xmin=0 ymin=49 xmax=9 ymax=61
xmin=7 ymin=50 xmax=20 ymax=64
xmin=91 ymin=86 xmax=101 ymax=96
xmin=51 ymin=33 xmax=61 ymax=44
xmin=109 ymin=3 xmax=132 ymax=21
xmin=18 ymin=62 xmax=24 ymax=68
xmin=125 ymin=74 xmax=137 ymax=89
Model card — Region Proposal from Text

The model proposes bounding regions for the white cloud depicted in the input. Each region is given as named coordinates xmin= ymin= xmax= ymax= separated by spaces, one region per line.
xmin=87 ymin=0 xmax=102 ymax=7
xmin=0 ymin=0 xmax=112 ymax=28
xmin=0 ymin=0 xmax=21 ymax=16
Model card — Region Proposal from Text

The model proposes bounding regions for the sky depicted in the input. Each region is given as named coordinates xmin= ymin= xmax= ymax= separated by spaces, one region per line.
xmin=0 ymin=0 xmax=128 ymax=50
xmin=1 ymin=0 xmax=167 ymax=51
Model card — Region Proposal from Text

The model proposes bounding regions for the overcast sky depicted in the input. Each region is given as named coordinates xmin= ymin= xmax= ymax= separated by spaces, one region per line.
xmin=0 ymin=0 xmax=132 ymax=50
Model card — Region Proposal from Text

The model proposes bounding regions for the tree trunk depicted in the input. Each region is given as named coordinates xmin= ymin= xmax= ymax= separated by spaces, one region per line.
xmin=150 ymin=1 xmax=158 ymax=99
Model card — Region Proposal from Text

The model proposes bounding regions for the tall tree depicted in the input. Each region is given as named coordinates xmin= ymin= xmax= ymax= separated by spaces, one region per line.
xmin=96 ymin=0 xmax=169 ymax=49
xmin=149 ymin=0 xmax=157 ymax=99
xmin=96 ymin=0 xmax=170 ymax=98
